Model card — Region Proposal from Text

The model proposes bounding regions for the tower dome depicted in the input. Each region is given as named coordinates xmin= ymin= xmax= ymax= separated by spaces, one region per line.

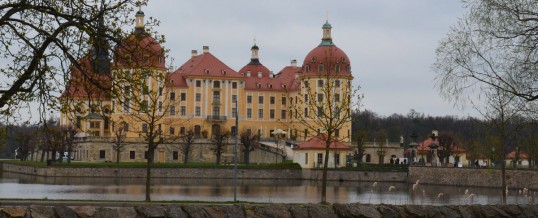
xmin=113 ymin=9 xmax=165 ymax=70
xmin=302 ymin=21 xmax=351 ymax=76
xmin=238 ymin=42 xmax=271 ymax=78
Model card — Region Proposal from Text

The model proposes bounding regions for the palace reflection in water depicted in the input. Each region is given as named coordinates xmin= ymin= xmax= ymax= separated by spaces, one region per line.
xmin=0 ymin=172 xmax=534 ymax=205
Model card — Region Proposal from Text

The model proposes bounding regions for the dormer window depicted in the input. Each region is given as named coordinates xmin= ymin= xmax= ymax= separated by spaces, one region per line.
xmin=246 ymin=71 xmax=251 ymax=77
xmin=170 ymin=79 xmax=174 ymax=84
xmin=282 ymin=84 xmax=287 ymax=89
xmin=222 ymin=70 xmax=227 ymax=75
xmin=143 ymin=55 xmax=149 ymax=63
xmin=311 ymin=57 xmax=316 ymax=62
xmin=204 ymin=69 xmax=210 ymax=75
xmin=305 ymin=65 xmax=310 ymax=72
xmin=268 ymin=84 xmax=273 ymax=89
xmin=341 ymin=57 xmax=347 ymax=63
xmin=318 ymin=64 xmax=324 ymax=72
xmin=258 ymin=71 xmax=262 ymax=78
xmin=335 ymin=65 xmax=340 ymax=73
xmin=257 ymin=83 xmax=261 ymax=88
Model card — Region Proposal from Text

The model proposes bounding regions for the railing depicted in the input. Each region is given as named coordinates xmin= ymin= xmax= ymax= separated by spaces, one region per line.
xmin=206 ymin=115 xmax=227 ymax=121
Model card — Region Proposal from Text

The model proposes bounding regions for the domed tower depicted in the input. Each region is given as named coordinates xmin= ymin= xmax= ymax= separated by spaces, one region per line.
xmin=239 ymin=41 xmax=272 ymax=83
xmin=302 ymin=20 xmax=351 ymax=76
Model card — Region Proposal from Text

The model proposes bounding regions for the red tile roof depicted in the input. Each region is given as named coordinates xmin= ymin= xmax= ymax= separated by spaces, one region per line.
xmin=113 ymin=33 xmax=166 ymax=70
xmin=173 ymin=52 xmax=243 ymax=79
xmin=302 ymin=45 xmax=351 ymax=76
xmin=293 ymin=134 xmax=352 ymax=151
xmin=506 ymin=151 xmax=528 ymax=159
xmin=61 ymin=56 xmax=111 ymax=99
xmin=416 ymin=137 xmax=466 ymax=154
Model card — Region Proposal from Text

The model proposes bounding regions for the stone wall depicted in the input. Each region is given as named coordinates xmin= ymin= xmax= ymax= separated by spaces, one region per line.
xmin=1 ymin=203 xmax=538 ymax=218
xmin=1 ymin=163 xmax=407 ymax=182
xmin=409 ymin=166 xmax=538 ymax=189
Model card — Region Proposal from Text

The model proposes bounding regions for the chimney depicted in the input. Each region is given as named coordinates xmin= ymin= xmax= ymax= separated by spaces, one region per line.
xmin=291 ymin=59 xmax=297 ymax=67
xmin=203 ymin=46 xmax=209 ymax=53
xmin=191 ymin=50 xmax=198 ymax=57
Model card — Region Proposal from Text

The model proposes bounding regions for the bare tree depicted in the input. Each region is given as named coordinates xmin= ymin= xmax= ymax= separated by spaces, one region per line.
xmin=0 ymin=0 xmax=152 ymax=123
xmin=61 ymin=126 xmax=77 ymax=163
xmin=289 ymin=47 xmax=361 ymax=203
xmin=211 ymin=127 xmax=230 ymax=165
xmin=477 ymin=86 xmax=524 ymax=204
xmin=354 ymin=130 xmax=368 ymax=166
xmin=111 ymin=122 xmax=127 ymax=164
xmin=179 ymin=128 xmax=195 ymax=164
xmin=433 ymin=1 xmax=538 ymax=103
xmin=240 ymin=130 xmax=259 ymax=165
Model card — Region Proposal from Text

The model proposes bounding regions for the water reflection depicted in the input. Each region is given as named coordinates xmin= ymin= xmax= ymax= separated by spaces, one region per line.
xmin=0 ymin=172 xmax=535 ymax=205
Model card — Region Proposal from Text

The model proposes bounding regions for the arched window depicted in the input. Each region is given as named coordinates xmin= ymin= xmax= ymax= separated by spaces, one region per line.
xmin=305 ymin=65 xmax=310 ymax=72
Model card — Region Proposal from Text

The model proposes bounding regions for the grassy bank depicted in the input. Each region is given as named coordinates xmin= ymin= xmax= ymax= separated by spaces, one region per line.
xmin=0 ymin=159 xmax=301 ymax=170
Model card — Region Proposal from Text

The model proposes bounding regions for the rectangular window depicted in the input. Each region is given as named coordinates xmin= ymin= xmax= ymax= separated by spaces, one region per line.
xmin=247 ymin=108 xmax=252 ymax=118
xmin=180 ymin=106 xmax=186 ymax=116
xmin=213 ymin=81 xmax=220 ymax=88
xmin=304 ymin=108 xmax=309 ymax=118
xmin=158 ymin=101 xmax=162 ymax=112
xmin=247 ymin=95 xmax=252 ymax=104
xmin=181 ymin=93 xmax=186 ymax=101
xmin=123 ymin=123 xmax=129 ymax=131
xmin=144 ymin=151 xmax=148 ymax=159
xmin=258 ymin=96 xmax=264 ymax=104
xmin=232 ymin=108 xmax=237 ymax=118
xmin=173 ymin=151 xmax=179 ymax=160
xmin=99 ymin=150 xmax=106 ymax=159
xmin=76 ymin=116 xmax=81 ymax=128
xmin=335 ymin=153 xmax=340 ymax=165
xmin=318 ymin=79 xmax=324 ymax=87
xmin=195 ymin=107 xmax=201 ymax=116
xmin=170 ymin=106 xmax=175 ymax=115
xmin=130 ymin=151 xmax=135 ymax=160
xmin=335 ymin=129 xmax=340 ymax=137
xmin=281 ymin=110 xmax=287 ymax=119
xmin=335 ymin=94 xmax=340 ymax=102
xmin=318 ymin=94 xmax=324 ymax=102
xmin=196 ymin=93 xmax=201 ymax=101
xmin=158 ymin=87 xmax=163 ymax=96
xmin=305 ymin=153 xmax=309 ymax=165
xmin=270 ymin=109 xmax=275 ymax=119
xmin=123 ymin=99 xmax=130 ymax=112
xmin=196 ymin=80 xmax=201 ymax=87
xmin=304 ymin=94 xmax=309 ymax=102
xmin=270 ymin=96 xmax=275 ymax=104
xmin=169 ymin=127 xmax=175 ymax=135
xmin=170 ymin=92 xmax=175 ymax=101
xmin=213 ymin=91 xmax=220 ymax=103
xmin=142 ymin=123 xmax=148 ymax=132
xmin=281 ymin=97 xmax=286 ymax=105
xmin=335 ymin=80 xmax=340 ymax=88
xmin=258 ymin=109 xmax=264 ymax=119
xmin=180 ymin=127 xmax=185 ymax=135
xmin=317 ymin=106 xmax=323 ymax=117
xmin=232 ymin=95 xmax=237 ymax=103
xmin=232 ymin=82 xmax=237 ymax=89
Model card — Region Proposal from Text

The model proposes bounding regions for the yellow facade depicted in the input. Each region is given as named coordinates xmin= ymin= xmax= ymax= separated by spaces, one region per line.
xmin=59 ymin=11 xmax=354 ymax=163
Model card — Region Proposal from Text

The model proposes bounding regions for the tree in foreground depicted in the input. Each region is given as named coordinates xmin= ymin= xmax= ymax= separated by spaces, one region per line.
xmin=0 ymin=0 xmax=148 ymax=123
xmin=240 ymin=130 xmax=259 ymax=165
xmin=211 ymin=127 xmax=230 ymax=165
xmin=111 ymin=122 xmax=128 ymax=164
xmin=433 ymin=0 xmax=538 ymax=103
xmin=179 ymin=128 xmax=196 ymax=164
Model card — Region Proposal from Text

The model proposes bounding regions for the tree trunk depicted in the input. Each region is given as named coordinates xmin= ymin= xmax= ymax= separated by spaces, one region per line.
xmin=145 ymin=147 xmax=154 ymax=202
xmin=501 ymin=158 xmax=507 ymax=204
xmin=183 ymin=145 xmax=189 ymax=164
xmin=321 ymin=137 xmax=331 ymax=203
xmin=216 ymin=146 xmax=221 ymax=165
xmin=244 ymin=146 xmax=250 ymax=165
xmin=116 ymin=149 xmax=121 ymax=164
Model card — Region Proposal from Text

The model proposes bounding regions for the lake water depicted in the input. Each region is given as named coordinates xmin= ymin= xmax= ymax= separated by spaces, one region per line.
xmin=0 ymin=172 xmax=535 ymax=205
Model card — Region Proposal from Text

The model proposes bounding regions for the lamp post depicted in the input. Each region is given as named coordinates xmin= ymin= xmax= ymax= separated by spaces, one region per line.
xmin=233 ymin=99 xmax=238 ymax=202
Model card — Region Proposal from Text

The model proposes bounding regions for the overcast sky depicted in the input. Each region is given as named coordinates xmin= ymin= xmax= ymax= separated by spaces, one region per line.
xmin=139 ymin=0 xmax=476 ymax=118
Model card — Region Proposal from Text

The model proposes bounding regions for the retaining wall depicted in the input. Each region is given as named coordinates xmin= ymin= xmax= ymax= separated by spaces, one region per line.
xmin=1 ymin=162 xmax=407 ymax=182
xmin=1 ymin=203 xmax=538 ymax=218
xmin=409 ymin=166 xmax=538 ymax=189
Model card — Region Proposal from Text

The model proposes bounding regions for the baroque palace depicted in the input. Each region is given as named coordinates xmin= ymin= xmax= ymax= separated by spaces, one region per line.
xmin=60 ymin=9 xmax=354 ymax=165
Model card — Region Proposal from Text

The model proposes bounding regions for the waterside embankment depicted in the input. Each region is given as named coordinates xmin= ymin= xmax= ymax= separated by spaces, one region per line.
xmin=1 ymin=203 xmax=538 ymax=218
